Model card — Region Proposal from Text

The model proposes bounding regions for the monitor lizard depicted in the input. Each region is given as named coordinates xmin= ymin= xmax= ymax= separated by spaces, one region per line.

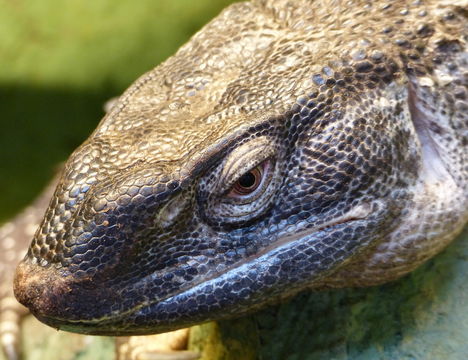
xmin=5 ymin=0 xmax=468 ymax=357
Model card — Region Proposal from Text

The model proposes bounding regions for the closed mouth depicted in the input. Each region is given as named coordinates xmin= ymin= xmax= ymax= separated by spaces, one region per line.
xmin=25 ymin=203 xmax=371 ymax=334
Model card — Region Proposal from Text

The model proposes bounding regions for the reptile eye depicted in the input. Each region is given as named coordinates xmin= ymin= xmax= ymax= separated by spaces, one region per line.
xmin=203 ymin=139 xmax=278 ymax=223
xmin=227 ymin=160 xmax=270 ymax=199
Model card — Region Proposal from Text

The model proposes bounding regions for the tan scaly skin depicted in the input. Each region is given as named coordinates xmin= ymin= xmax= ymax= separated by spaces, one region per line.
xmin=5 ymin=0 xmax=468 ymax=358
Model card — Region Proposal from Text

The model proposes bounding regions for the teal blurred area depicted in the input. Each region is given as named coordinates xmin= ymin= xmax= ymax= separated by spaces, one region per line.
xmin=0 ymin=0 xmax=239 ymax=222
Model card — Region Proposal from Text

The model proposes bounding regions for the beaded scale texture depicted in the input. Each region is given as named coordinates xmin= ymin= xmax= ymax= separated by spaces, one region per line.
xmin=13 ymin=0 xmax=468 ymax=336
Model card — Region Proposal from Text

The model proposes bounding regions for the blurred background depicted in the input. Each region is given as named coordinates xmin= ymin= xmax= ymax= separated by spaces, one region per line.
xmin=0 ymin=0 xmax=239 ymax=222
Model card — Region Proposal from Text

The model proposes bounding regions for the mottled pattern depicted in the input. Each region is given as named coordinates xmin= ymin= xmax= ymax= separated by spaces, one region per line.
xmin=0 ymin=179 xmax=57 ymax=360
xmin=14 ymin=0 xmax=467 ymax=337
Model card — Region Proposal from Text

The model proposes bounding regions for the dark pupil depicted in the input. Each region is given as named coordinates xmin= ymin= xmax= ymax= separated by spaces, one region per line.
xmin=238 ymin=172 xmax=256 ymax=188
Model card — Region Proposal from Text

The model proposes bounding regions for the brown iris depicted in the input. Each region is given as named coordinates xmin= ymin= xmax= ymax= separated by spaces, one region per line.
xmin=228 ymin=165 xmax=263 ymax=198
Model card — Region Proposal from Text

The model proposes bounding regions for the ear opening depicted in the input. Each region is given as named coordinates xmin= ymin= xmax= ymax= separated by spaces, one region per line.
xmin=407 ymin=81 xmax=453 ymax=184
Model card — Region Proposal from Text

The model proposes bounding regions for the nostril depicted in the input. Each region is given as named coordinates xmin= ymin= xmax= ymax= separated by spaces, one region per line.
xmin=13 ymin=260 xmax=58 ymax=320
xmin=156 ymin=194 xmax=188 ymax=229
xmin=13 ymin=258 xmax=119 ymax=330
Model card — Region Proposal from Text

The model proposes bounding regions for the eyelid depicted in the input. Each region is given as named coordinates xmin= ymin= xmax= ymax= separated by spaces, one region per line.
xmin=201 ymin=135 xmax=281 ymax=225
xmin=217 ymin=139 xmax=276 ymax=195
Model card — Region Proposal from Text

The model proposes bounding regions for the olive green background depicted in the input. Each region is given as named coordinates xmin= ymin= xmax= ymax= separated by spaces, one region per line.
xmin=0 ymin=1 xmax=466 ymax=360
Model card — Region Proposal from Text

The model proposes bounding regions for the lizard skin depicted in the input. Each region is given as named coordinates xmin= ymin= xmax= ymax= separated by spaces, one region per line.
xmin=0 ymin=173 xmax=199 ymax=360
xmin=13 ymin=0 xmax=468 ymax=340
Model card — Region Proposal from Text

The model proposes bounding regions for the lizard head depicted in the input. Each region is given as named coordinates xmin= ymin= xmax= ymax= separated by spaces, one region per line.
xmin=14 ymin=0 xmax=467 ymax=335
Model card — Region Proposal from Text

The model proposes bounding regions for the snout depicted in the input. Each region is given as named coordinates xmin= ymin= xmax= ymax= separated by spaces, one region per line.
xmin=13 ymin=258 xmax=118 ymax=333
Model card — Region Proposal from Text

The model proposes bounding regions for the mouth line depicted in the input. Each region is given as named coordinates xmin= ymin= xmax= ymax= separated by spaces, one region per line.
xmin=41 ymin=203 xmax=371 ymax=329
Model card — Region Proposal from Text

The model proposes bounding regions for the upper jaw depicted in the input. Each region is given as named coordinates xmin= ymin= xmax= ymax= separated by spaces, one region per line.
xmin=15 ymin=202 xmax=373 ymax=336
xmin=14 ymin=258 xmax=123 ymax=329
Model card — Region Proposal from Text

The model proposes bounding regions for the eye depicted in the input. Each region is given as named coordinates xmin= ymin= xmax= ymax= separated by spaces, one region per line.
xmin=200 ymin=137 xmax=279 ymax=225
xmin=227 ymin=160 xmax=269 ymax=199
